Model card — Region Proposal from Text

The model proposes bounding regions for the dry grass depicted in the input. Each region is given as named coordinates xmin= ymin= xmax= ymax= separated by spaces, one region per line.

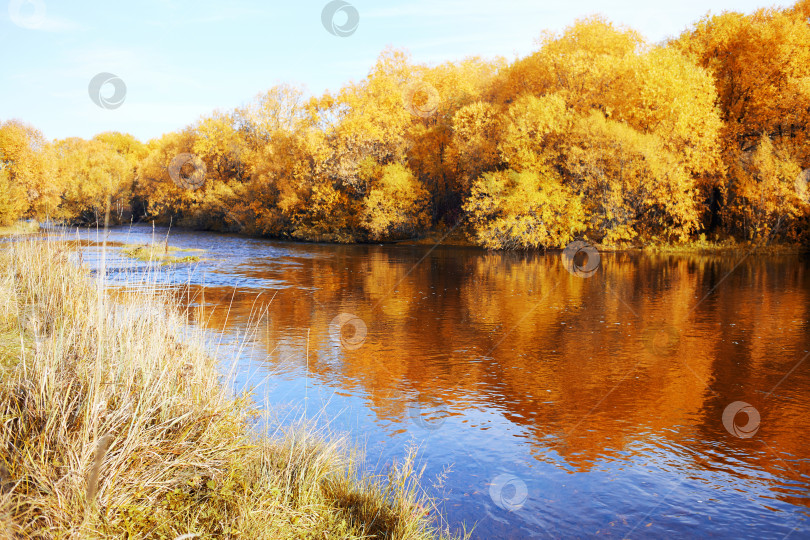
xmin=121 ymin=243 xmax=204 ymax=264
xmin=0 ymin=238 xmax=463 ymax=539
xmin=0 ymin=221 xmax=40 ymax=237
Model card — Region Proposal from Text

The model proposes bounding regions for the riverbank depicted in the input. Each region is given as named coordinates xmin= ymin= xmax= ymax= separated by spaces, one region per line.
xmin=0 ymin=239 xmax=461 ymax=539
xmin=16 ymin=219 xmax=809 ymax=256
xmin=396 ymin=227 xmax=807 ymax=254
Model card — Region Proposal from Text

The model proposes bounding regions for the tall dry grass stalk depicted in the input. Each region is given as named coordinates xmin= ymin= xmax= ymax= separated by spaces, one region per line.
xmin=0 ymin=238 xmax=464 ymax=539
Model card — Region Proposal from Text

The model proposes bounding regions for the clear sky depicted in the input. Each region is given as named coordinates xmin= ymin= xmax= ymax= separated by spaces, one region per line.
xmin=0 ymin=0 xmax=793 ymax=142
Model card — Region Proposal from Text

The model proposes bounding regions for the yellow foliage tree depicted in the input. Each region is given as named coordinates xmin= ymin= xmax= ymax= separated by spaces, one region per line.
xmin=562 ymin=112 xmax=701 ymax=244
xmin=51 ymin=138 xmax=132 ymax=224
xmin=464 ymin=170 xmax=586 ymax=249
xmin=0 ymin=120 xmax=57 ymax=220
xmin=0 ymin=166 xmax=27 ymax=226
xmin=7 ymin=4 xmax=810 ymax=248
xmin=479 ymin=18 xmax=723 ymax=245
xmin=446 ymin=101 xmax=502 ymax=196
xmin=674 ymin=3 xmax=810 ymax=237
xmin=725 ymin=136 xmax=804 ymax=241
xmin=135 ymin=131 xmax=198 ymax=222
xmin=362 ymin=163 xmax=430 ymax=240
xmin=675 ymin=7 xmax=810 ymax=160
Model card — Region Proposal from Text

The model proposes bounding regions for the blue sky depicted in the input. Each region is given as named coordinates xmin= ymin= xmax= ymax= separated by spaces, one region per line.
xmin=0 ymin=0 xmax=794 ymax=142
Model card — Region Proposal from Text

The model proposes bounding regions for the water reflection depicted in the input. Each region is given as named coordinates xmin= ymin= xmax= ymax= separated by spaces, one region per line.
xmin=65 ymin=226 xmax=810 ymax=538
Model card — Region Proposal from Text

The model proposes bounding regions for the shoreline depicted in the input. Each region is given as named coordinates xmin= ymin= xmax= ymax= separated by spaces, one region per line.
xmin=31 ymin=221 xmax=809 ymax=255
xmin=0 ymin=238 xmax=462 ymax=539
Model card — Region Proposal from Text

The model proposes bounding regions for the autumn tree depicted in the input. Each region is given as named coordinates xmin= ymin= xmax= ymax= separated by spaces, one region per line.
xmin=0 ymin=165 xmax=26 ymax=226
xmin=562 ymin=112 xmax=702 ymax=243
xmin=445 ymin=101 xmax=502 ymax=201
xmin=135 ymin=131 xmax=198 ymax=224
xmin=8 ymin=4 xmax=810 ymax=248
xmin=464 ymin=170 xmax=586 ymax=249
xmin=325 ymin=49 xmax=414 ymax=194
xmin=675 ymin=6 xmax=810 ymax=160
xmin=362 ymin=163 xmax=430 ymax=240
xmin=674 ymin=3 xmax=810 ymax=238
xmin=725 ymin=136 xmax=804 ymax=241
xmin=235 ymin=86 xmax=326 ymax=237
xmin=51 ymin=138 xmax=132 ymax=224
xmin=0 ymin=120 xmax=57 ymax=220
xmin=405 ymin=57 xmax=502 ymax=221
xmin=472 ymin=19 xmax=720 ymax=245
xmin=495 ymin=17 xmax=641 ymax=111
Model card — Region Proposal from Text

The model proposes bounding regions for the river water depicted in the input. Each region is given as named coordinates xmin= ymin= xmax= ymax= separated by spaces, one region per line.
xmin=61 ymin=225 xmax=810 ymax=539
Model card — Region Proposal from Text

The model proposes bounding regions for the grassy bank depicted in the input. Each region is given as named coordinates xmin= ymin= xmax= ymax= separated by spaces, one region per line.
xmin=395 ymin=227 xmax=806 ymax=254
xmin=0 ymin=239 xmax=461 ymax=539
xmin=638 ymin=236 xmax=806 ymax=255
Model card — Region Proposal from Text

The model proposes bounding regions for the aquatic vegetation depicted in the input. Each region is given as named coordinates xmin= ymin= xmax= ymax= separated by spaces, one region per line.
xmin=121 ymin=243 xmax=204 ymax=264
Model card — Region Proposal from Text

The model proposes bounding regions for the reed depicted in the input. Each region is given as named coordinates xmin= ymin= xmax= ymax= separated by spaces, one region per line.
xmin=0 ymin=238 xmax=463 ymax=539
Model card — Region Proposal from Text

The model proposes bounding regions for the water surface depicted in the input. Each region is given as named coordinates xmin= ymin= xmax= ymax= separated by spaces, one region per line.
xmin=63 ymin=225 xmax=810 ymax=539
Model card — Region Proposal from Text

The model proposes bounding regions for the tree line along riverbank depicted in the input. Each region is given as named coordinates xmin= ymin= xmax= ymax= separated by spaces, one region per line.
xmin=3 ymin=2 xmax=810 ymax=251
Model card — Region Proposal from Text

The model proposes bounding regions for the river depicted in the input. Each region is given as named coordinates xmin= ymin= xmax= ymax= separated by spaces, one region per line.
xmin=58 ymin=224 xmax=810 ymax=539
